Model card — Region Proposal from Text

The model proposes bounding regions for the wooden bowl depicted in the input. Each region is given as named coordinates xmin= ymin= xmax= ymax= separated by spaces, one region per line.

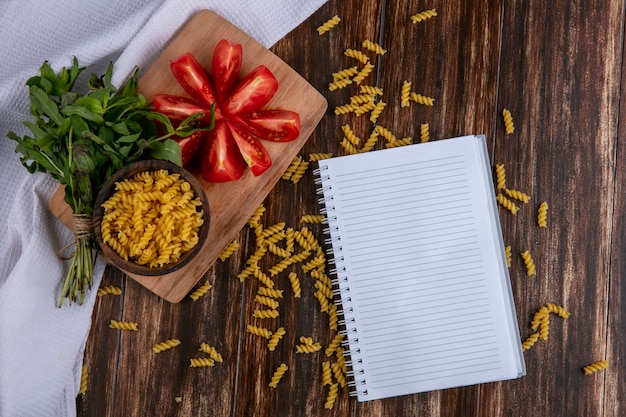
xmin=93 ymin=160 xmax=210 ymax=276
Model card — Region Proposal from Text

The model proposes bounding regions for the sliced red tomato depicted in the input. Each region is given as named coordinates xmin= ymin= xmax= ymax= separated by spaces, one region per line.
xmin=201 ymin=120 xmax=247 ymax=182
xmin=212 ymin=39 xmax=242 ymax=103
xmin=221 ymin=65 xmax=278 ymax=116
xmin=152 ymin=94 xmax=214 ymax=123
xmin=234 ymin=110 xmax=300 ymax=142
xmin=175 ymin=131 xmax=206 ymax=168
xmin=170 ymin=52 xmax=218 ymax=108
xmin=227 ymin=120 xmax=272 ymax=176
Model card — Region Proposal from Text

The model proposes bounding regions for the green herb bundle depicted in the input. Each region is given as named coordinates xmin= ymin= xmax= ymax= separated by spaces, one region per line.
xmin=8 ymin=58 xmax=213 ymax=306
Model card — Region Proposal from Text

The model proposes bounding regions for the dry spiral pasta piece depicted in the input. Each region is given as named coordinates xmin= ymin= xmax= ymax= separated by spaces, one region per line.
xmin=325 ymin=333 xmax=344 ymax=356
xmin=410 ymin=92 xmax=435 ymax=106
xmin=354 ymin=101 xmax=376 ymax=116
xmin=258 ymin=287 xmax=284 ymax=298
xmin=152 ymin=339 xmax=181 ymax=353
xmin=325 ymin=383 xmax=339 ymax=409
xmin=315 ymin=290 xmax=331 ymax=312
xmin=538 ymin=315 xmax=550 ymax=340
xmin=247 ymin=204 xmax=266 ymax=227
xmin=296 ymin=342 xmax=322 ymax=354
xmin=352 ymin=62 xmax=375 ymax=84
xmin=361 ymin=39 xmax=387 ymax=55
xmin=502 ymin=109 xmax=515 ymax=134
xmin=332 ymin=65 xmax=358 ymax=81
xmin=360 ymin=85 xmax=384 ymax=96
xmin=420 ymin=123 xmax=430 ymax=143
xmin=350 ymin=93 xmax=375 ymax=105
xmin=97 ymin=285 xmax=122 ymax=297
xmin=199 ymin=343 xmax=224 ymax=362
xmin=253 ymin=309 xmax=279 ymax=319
xmin=219 ymin=240 xmax=240 ymax=261
xmin=340 ymin=138 xmax=360 ymax=155
xmin=545 ymin=303 xmax=571 ymax=319
xmin=334 ymin=103 xmax=358 ymax=115
xmin=290 ymin=160 xmax=310 ymax=184
xmin=521 ymin=332 xmax=540 ymax=352
xmin=344 ymin=48 xmax=369 ymax=64
xmin=520 ymin=250 xmax=537 ymax=276
xmin=109 ymin=320 xmax=138 ymax=331
xmin=331 ymin=362 xmax=347 ymax=387
xmin=375 ymin=125 xmax=398 ymax=143
xmin=411 ymin=8 xmax=437 ymax=23
xmin=496 ymin=193 xmax=520 ymax=214
xmin=401 ymin=80 xmax=411 ymax=107
xmin=505 ymin=188 xmax=530 ymax=204
xmin=246 ymin=324 xmax=273 ymax=339
xmin=282 ymin=156 xmax=302 ymax=180
xmin=300 ymin=214 xmax=325 ymax=224
xmin=254 ymin=295 xmax=280 ymax=309
xmin=369 ymin=100 xmax=387 ymax=123
xmin=308 ymin=153 xmax=332 ymax=162
xmin=267 ymin=327 xmax=286 ymax=351
xmin=328 ymin=303 xmax=339 ymax=330
xmin=79 ymin=365 xmax=88 ymax=395
xmin=505 ymin=245 xmax=512 ymax=268
xmin=530 ymin=306 xmax=550 ymax=331
xmin=385 ymin=137 xmax=413 ymax=148
xmin=189 ymin=357 xmax=215 ymax=367
xmin=317 ymin=15 xmax=341 ymax=35
xmin=537 ymin=202 xmax=549 ymax=227
xmin=322 ymin=361 xmax=333 ymax=385
xmin=328 ymin=77 xmax=353 ymax=91
xmin=360 ymin=129 xmax=381 ymax=153
xmin=495 ymin=164 xmax=506 ymax=190
xmin=268 ymin=363 xmax=289 ymax=388
xmin=288 ymin=272 xmax=302 ymax=298
xmin=188 ymin=281 xmax=212 ymax=301
xmin=583 ymin=359 xmax=609 ymax=375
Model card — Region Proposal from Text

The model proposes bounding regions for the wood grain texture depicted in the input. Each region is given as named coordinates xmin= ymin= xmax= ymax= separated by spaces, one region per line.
xmin=76 ymin=0 xmax=625 ymax=415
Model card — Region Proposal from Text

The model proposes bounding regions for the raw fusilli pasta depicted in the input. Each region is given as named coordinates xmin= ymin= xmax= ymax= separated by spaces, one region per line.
xmin=385 ymin=137 xmax=412 ymax=148
xmin=505 ymin=245 xmax=511 ymax=268
xmin=219 ymin=240 xmax=240 ymax=261
xmin=322 ymin=361 xmax=333 ymax=385
xmin=247 ymin=204 xmax=266 ymax=227
xmin=97 ymin=285 xmax=122 ymax=297
xmin=369 ymin=100 xmax=386 ymax=123
xmin=420 ymin=123 xmax=429 ymax=142
xmin=324 ymin=383 xmax=339 ymax=409
xmin=361 ymin=39 xmax=386 ymax=55
xmin=410 ymin=92 xmax=434 ymax=106
xmin=496 ymin=193 xmax=520 ymax=214
xmin=520 ymin=250 xmax=536 ymax=276
xmin=375 ymin=125 xmax=398 ymax=143
xmin=246 ymin=324 xmax=273 ymax=339
xmin=296 ymin=342 xmax=322 ymax=354
xmin=332 ymin=66 xmax=358 ymax=81
xmin=79 ymin=365 xmax=88 ymax=395
xmin=495 ymin=164 xmax=506 ymax=190
xmin=328 ymin=77 xmax=353 ymax=91
xmin=401 ymin=80 xmax=411 ymax=107
xmin=189 ymin=358 xmax=215 ymax=367
xmin=325 ymin=333 xmax=344 ymax=357
xmin=109 ymin=320 xmax=138 ymax=331
xmin=308 ymin=153 xmax=333 ymax=162
xmin=199 ymin=343 xmax=224 ymax=362
xmin=152 ymin=339 xmax=181 ymax=353
xmin=545 ymin=303 xmax=571 ymax=319
xmin=538 ymin=202 xmax=548 ymax=227
xmin=502 ymin=109 xmax=515 ymax=134
xmin=288 ymin=272 xmax=302 ymax=298
xmin=521 ymin=332 xmax=539 ymax=352
xmin=360 ymin=85 xmax=384 ymax=96
xmin=360 ymin=130 xmax=380 ymax=153
xmin=267 ymin=327 xmax=286 ymax=351
xmin=188 ymin=281 xmax=212 ymax=301
xmin=282 ymin=156 xmax=302 ymax=180
xmin=317 ymin=15 xmax=341 ymax=35
xmin=268 ymin=363 xmax=289 ymax=388
xmin=352 ymin=62 xmax=375 ymax=84
xmin=258 ymin=287 xmax=284 ymax=298
xmin=300 ymin=214 xmax=325 ymax=224
xmin=583 ymin=359 xmax=609 ymax=375
xmin=411 ymin=8 xmax=437 ymax=23
xmin=334 ymin=103 xmax=358 ymax=115
xmin=504 ymin=188 xmax=530 ymax=203
xmin=344 ymin=48 xmax=369 ymax=64
xmin=253 ymin=309 xmax=279 ymax=319
xmin=254 ymin=295 xmax=280 ymax=309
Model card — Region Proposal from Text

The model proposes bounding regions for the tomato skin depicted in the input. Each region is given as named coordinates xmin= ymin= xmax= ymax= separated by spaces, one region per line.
xmin=212 ymin=39 xmax=243 ymax=103
xmin=234 ymin=110 xmax=300 ymax=142
xmin=201 ymin=120 xmax=247 ymax=182
xmin=221 ymin=65 xmax=278 ymax=116
xmin=227 ymin=121 xmax=272 ymax=176
xmin=152 ymin=94 xmax=216 ymax=123
xmin=170 ymin=52 xmax=218 ymax=108
xmin=175 ymin=131 xmax=205 ymax=168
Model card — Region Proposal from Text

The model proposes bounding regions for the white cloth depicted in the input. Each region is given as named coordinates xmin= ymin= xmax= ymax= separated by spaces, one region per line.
xmin=0 ymin=0 xmax=326 ymax=415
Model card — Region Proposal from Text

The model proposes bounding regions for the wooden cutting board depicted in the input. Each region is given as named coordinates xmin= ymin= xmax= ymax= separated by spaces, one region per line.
xmin=48 ymin=10 xmax=327 ymax=302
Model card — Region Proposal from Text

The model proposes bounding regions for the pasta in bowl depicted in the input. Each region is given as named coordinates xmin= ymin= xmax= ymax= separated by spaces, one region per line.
xmin=93 ymin=160 xmax=210 ymax=276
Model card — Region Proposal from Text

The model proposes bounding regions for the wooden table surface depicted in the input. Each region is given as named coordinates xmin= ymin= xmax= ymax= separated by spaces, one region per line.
xmin=76 ymin=0 xmax=625 ymax=416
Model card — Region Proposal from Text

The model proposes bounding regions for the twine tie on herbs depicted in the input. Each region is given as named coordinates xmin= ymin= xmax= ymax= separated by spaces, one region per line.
xmin=57 ymin=214 xmax=94 ymax=260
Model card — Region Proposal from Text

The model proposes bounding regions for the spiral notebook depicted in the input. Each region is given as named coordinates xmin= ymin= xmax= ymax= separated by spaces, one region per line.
xmin=314 ymin=134 xmax=525 ymax=402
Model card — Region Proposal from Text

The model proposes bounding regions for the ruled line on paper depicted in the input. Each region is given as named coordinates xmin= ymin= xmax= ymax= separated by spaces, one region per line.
xmin=371 ymin=360 xmax=503 ymax=387
xmin=366 ymin=333 xmax=499 ymax=360
xmin=333 ymin=155 xmax=466 ymax=182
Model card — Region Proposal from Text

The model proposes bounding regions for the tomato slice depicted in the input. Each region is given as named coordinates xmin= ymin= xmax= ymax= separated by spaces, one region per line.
xmin=152 ymin=94 xmax=214 ymax=123
xmin=170 ymin=52 xmax=218 ymax=108
xmin=234 ymin=110 xmax=300 ymax=142
xmin=221 ymin=65 xmax=278 ymax=116
xmin=227 ymin=121 xmax=272 ymax=176
xmin=201 ymin=120 xmax=247 ymax=182
xmin=212 ymin=39 xmax=243 ymax=103
xmin=175 ymin=131 xmax=206 ymax=168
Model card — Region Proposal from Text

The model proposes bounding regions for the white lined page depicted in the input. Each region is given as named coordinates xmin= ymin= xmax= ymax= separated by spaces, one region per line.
xmin=318 ymin=135 xmax=525 ymax=402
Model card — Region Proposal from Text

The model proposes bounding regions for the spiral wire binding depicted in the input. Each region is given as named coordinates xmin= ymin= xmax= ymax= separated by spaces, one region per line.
xmin=314 ymin=163 xmax=368 ymax=397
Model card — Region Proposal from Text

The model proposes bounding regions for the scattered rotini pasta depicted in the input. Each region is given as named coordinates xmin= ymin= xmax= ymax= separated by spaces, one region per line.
xmin=100 ymin=169 xmax=204 ymax=268
xmin=152 ymin=339 xmax=181 ymax=353
xmin=325 ymin=333 xmax=344 ymax=357
xmin=354 ymin=101 xmax=376 ymax=116
xmin=530 ymin=306 xmax=549 ymax=331
xmin=538 ymin=314 xmax=549 ymax=340
xmin=340 ymin=138 xmax=360 ymax=155
xmin=290 ymin=160 xmax=310 ymax=184
xmin=385 ymin=137 xmax=412 ymax=148
xmin=334 ymin=103 xmax=358 ymax=115
xmin=520 ymin=250 xmax=537 ymax=276
xmin=288 ymin=272 xmax=302 ymax=298
xmin=361 ymin=39 xmax=386 ymax=55
xmin=350 ymin=93 xmax=375 ymax=105
xmin=545 ymin=303 xmax=571 ymax=319
xmin=199 ymin=343 xmax=224 ymax=362
xmin=401 ymin=80 xmax=411 ymax=107
xmin=583 ymin=359 xmax=609 ymax=375
xmin=502 ymin=109 xmax=515 ymax=134
xmin=219 ymin=240 xmax=240 ymax=261
xmin=420 ymin=123 xmax=429 ymax=142
xmin=328 ymin=303 xmax=338 ymax=330
xmin=360 ymin=129 xmax=380 ymax=153
xmin=322 ymin=361 xmax=333 ymax=385
xmin=521 ymin=332 xmax=539 ymax=352
xmin=308 ymin=153 xmax=333 ymax=162
xmin=267 ymin=327 xmax=286 ymax=351
xmin=538 ymin=202 xmax=548 ymax=227
xmin=189 ymin=358 xmax=215 ymax=368
xmin=79 ymin=365 xmax=88 ymax=395
xmin=504 ymin=188 xmax=530 ymax=204
xmin=317 ymin=15 xmax=341 ymax=35
xmin=496 ymin=193 xmax=520 ymax=214
xmin=332 ymin=66 xmax=358 ymax=81
xmin=411 ymin=8 xmax=437 ymax=23
xmin=254 ymin=295 xmax=280 ymax=310
xmin=505 ymin=245 xmax=511 ymax=268
xmin=296 ymin=341 xmax=322 ymax=354
xmin=369 ymin=100 xmax=386 ymax=123
xmin=324 ymin=383 xmax=339 ymax=409
xmin=109 ymin=320 xmax=138 ymax=331
xmin=258 ymin=287 xmax=284 ymax=298
xmin=352 ymin=62 xmax=375 ymax=84
xmin=331 ymin=361 xmax=347 ymax=387
xmin=188 ymin=281 xmax=212 ymax=301
xmin=97 ymin=285 xmax=122 ymax=297
xmin=328 ymin=77 xmax=353 ymax=91
xmin=247 ymin=204 xmax=266 ymax=227
xmin=246 ymin=324 xmax=273 ymax=339
xmin=300 ymin=214 xmax=325 ymax=224
xmin=360 ymin=85 xmax=384 ymax=96
xmin=410 ymin=92 xmax=435 ymax=106
xmin=375 ymin=125 xmax=398 ymax=143
xmin=268 ymin=363 xmax=289 ymax=388
xmin=495 ymin=164 xmax=506 ymax=190
xmin=253 ymin=309 xmax=279 ymax=319
xmin=341 ymin=124 xmax=361 ymax=146
xmin=344 ymin=48 xmax=369 ymax=64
